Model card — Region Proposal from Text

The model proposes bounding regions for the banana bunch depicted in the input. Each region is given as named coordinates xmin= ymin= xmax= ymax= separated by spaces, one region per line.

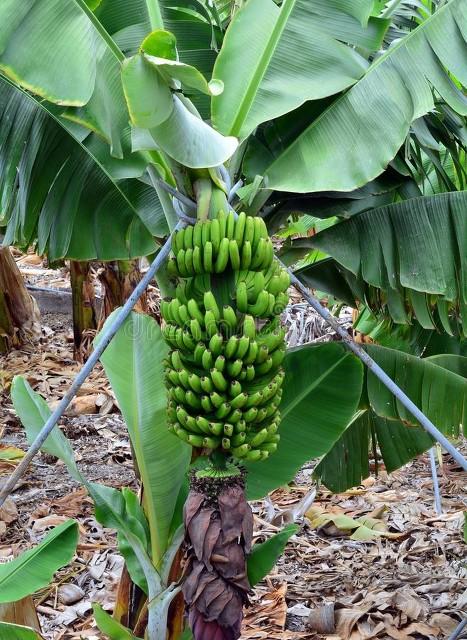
xmin=161 ymin=212 xmax=289 ymax=462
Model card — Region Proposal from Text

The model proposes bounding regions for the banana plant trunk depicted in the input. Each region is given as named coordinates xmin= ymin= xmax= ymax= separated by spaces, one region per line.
xmin=98 ymin=260 xmax=148 ymax=324
xmin=69 ymin=261 xmax=97 ymax=363
xmin=0 ymin=247 xmax=40 ymax=353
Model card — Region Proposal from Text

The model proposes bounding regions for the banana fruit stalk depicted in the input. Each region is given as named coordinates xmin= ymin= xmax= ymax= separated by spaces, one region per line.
xmin=161 ymin=211 xmax=289 ymax=462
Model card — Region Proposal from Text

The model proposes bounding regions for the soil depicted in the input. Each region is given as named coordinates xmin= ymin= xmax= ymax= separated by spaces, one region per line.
xmin=0 ymin=253 xmax=466 ymax=640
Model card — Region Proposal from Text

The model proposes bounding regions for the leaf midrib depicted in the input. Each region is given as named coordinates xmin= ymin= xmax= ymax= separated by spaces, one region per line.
xmin=230 ymin=0 xmax=297 ymax=137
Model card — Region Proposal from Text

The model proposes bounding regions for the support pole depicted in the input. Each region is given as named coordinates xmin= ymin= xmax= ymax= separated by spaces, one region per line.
xmin=284 ymin=263 xmax=467 ymax=473
xmin=428 ymin=447 xmax=442 ymax=514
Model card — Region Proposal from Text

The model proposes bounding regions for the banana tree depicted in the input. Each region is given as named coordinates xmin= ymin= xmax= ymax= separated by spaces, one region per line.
xmin=1 ymin=0 xmax=467 ymax=639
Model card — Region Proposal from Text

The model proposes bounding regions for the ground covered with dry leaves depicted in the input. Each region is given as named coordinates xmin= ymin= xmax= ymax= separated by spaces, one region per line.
xmin=0 ymin=254 xmax=466 ymax=640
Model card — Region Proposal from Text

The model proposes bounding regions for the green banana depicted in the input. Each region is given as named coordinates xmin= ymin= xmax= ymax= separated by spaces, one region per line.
xmin=203 ymin=241 xmax=213 ymax=273
xmin=214 ymin=237 xmax=230 ymax=273
xmin=162 ymin=214 xmax=287 ymax=460
xmin=236 ymin=281 xmax=248 ymax=313
xmin=209 ymin=333 xmax=223 ymax=357
xmin=229 ymin=240 xmax=241 ymax=271
xmin=233 ymin=211 xmax=245 ymax=244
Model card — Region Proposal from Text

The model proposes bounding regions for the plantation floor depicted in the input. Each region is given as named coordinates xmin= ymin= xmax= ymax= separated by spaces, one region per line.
xmin=1 ymin=252 xmax=466 ymax=640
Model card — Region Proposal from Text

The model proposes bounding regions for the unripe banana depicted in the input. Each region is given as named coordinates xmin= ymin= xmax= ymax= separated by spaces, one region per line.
xmin=242 ymin=315 xmax=256 ymax=340
xmin=245 ymin=449 xmax=262 ymax=462
xmin=225 ymin=336 xmax=239 ymax=359
xmin=236 ymin=281 xmax=248 ymax=313
xmin=235 ymin=336 xmax=250 ymax=360
xmin=230 ymin=392 xmax=248 ymax=409
xmin=215 ymin=402 xmax=231 ymax=419
xmin=203 ymin=291 xmax=220 ymax=321
xmin=176 ymin=249 xmax=188 ymax=277
xmin=201 ymin=349 xmax=213 ymax=370
xmin=190 ymin=319 xmax=203 ymax=342
xmin=210 ymin=391 xmax=225 ymax=408
xmin=211 ymin=368 xmax=228 ymax=392
xmin=174 ymin=228 xmax=185 ymax=253
xmin=183 ymin=225 xmax=193 ymax=250
xmin=234 ymin=211 xmax=246 ymax=245
xmin=200 ymin=376 xmax=214 ymax=394
xmin=203 ymin=241 xmax=213 ymax=273
xmin=209 ymin=421 xmax=224 ymax=436
xmin=187 ymin=299 xmax=205 ymax=326
xmin=193 ymin=342 xmax=205 ymax=366
xmin=187 ymin=433 xmax=205 ymax=447
xmin=210 ymin=218 xmax=221 ymax=253
xmin=201 ymin=395 xmax=213 ymax=413
xmin=192 ymin=245 xmax=203 ymax=274
xmin=229 ymin=240 xmax=241 ymax=271
xmin=226 ymin=212 xmax=236 ymax=239
xmin=163 ymin=214 xmax=287 ymax=459
xmin=229 ymin=380 xmax=242 ymax=398
xmin=226 ymin=359 xmax=243 ymax=378
xmin=192 ymin=221 xmax=203 ymax=248
xmin=231 ymin=432 xmax=246 ymax=447
xmin=231 ymin=443 xmax=250 ymax=459
xmin=188 ymin=372 xmax=203 ymax=393
xmin=249 ymin=428 xmax=269 ymax=447
xmin=255 ymin=344 xmax=269 ymax=364
xmin=167 ymin=257 xmax=179 ymax=278
xmin=178 ymin=369 xmax=190 ymax=389
xmin=244 ymin=216 xmax=255 ymax=245
xmin=185 ymin=390 xmax=202 ymax=410
xmin=222 ymin=305 xmax=238 ymax=334
xmin=204 ymin=311 xmax=218 ymax=338
xmin=248 ymin=290 xmax=270 ymax=316
xmin=196 ymin=415 xmax=212 ymax=435
xmin=171 ymin=350 xmax=183 ymax=370
xmin=228 ymin=408 xmax=243 ymax=424
xmin=214 ymin=355 xmax=226 ymax=372
xmin=201 ymin=220 xmax=210 ymax=246
xmin=215 ymin=237 xmax=230 ymax=273
xmin=203 ymin=436 xmax=221 ymax=449
xmin=209 ymin=333 xmax=223 ymax=357
xmin=223 ymin=423 xmax=234 ymax=437
xmin=217 ymin=210 xmax=227 ymax=238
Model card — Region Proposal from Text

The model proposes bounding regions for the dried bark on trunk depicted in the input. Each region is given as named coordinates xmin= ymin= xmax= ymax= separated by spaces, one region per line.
xmin=97 ymin=259 xmax=148 ymax=325
xmin=0 ymin=247 xmax=40 ymax=353
xmin=183 ymin=470 xmax=253 ymax=640
xmin=69 ymin=261 xmax=97 ymax=363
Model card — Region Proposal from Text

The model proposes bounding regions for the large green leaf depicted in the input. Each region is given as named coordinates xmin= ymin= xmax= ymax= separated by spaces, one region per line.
xmin=212 ymin=0 xmax=377 ymax=139
xmin=366 ymin=344 xmax=467 ymax=435
xmin=309 ymin=191 xmax=466 ymax=335
xmin=247 ymin=524 xmax=298 ymax=587
xmin=93 ymin=604 xmax=142 ymax=640
xmin=0 ymin=77 xmax=163 ymax=261
xmin=315 ymin=410 xmax=433 ymax=492
xmin=11 ymin=377 xmax=81 ymax=483
xmin=0 ymin=623 xmax=42 ymax=639
xmin=97 ymin=311 xmax=191 ymax=564
xmin=95 ymin=0 xmax=219 ymax=118
xmin=265 ymin=0 xmax=467 ymax=192
xmin=246 ymin=343 xmax=363 ymax=499
xmin=0 ymin=0 xmax=129 ymax=158
xmin=122 ymin=56 xmax=238 ymax=168
xmin=11 ymin=376 xmax=154 ymax=594
xmin=0 ymin=520 xmax=78 ymax=603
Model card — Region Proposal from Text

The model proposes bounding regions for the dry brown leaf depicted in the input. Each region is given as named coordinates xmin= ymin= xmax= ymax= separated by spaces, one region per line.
xmin=31 ymin=514 xmax=70 ymax=532
xmin=0 ymin=498 xmax=18 ymax=525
